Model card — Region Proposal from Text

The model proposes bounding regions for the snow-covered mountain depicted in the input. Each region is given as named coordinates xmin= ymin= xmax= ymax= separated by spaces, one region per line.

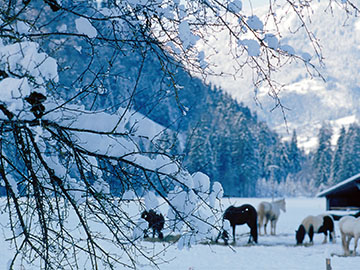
xmin=203 ymin=3 xmax=360 ymax=151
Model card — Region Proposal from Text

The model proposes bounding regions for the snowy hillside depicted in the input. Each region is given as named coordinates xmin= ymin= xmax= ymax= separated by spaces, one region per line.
xmin=203 ymin=2 xmax=360 ymax=151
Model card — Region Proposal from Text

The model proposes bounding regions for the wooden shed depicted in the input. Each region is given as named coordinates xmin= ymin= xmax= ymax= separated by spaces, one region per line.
xmin=317 ymin=173 xmax=360 ymax=210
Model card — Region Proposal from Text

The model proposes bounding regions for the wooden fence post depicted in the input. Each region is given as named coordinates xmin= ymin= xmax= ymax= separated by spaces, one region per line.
xmin=326 ymin=258 xmax=332 ymax=270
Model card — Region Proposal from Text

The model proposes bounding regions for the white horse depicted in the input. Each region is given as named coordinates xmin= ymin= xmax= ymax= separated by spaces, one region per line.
xmin=339 ymin=216 xmax=360 ymax=256
xmin=257 ymin=198 xmax=286 ymax=235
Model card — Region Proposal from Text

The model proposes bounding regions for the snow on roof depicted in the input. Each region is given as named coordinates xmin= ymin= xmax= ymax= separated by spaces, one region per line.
xmin=317 ymin=172 xmax=360 ymax=197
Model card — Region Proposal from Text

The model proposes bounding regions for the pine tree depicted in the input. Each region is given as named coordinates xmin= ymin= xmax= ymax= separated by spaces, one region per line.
xmin=185 ymin=118 xmax=212 ymax=174
xmin=313 ymin=124 xmax=333 ymax=187
xmin=236 ymin=119 xmax=260 ymax=196
xmin=288 ymin=130 xmax=302 ymax=174
xmin=338 ymin=124 xmax=360 ymax=181
xmin=329 ymin=126 xmax=346 ymax=184
xmin=256 ymin=123 xmax=279 ymax=179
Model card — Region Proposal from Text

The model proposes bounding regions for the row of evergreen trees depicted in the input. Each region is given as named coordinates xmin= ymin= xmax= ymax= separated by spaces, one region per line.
xmin=182 ymin=87 xmax=360 ymax=197
xmin=312 ymin=123 xmax=360 ymax=189
xmin=182 ymin=88 xmax=305 ymax=197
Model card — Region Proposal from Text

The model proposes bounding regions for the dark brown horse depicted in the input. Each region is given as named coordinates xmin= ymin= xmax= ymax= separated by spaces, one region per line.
xmin=217 ymin=204 xmax=258 ymax=244
xmin=141 ymin=210 xmax=165 ymax=239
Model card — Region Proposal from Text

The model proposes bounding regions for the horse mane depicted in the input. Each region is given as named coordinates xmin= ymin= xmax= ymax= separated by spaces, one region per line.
xmin=296 ymin=224 xmax=306 ymax=244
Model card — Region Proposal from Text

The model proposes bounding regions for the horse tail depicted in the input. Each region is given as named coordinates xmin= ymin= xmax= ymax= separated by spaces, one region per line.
xmin=329 ymin=215 xmax=336 ymax=243
xmin=252 ymin=206 xmax=258 ymax=243
xmin=257 ymin=203 xmax=266 ymax=226
xmin=341 ymin=230 xmax=348 ymax=253
xmin=251 ymin=224 xmax=258 ymax=243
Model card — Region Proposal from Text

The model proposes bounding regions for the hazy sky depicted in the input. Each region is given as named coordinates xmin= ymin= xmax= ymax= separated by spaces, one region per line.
xmin=242 ymin=0 xmax=268 ymax=11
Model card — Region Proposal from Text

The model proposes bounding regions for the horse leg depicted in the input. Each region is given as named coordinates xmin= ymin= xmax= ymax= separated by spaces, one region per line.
xmin=216 ymin=229 xmax=229 ymax=244
xmin=346 ymin=236 xmax=352 ymax=256
xmin=251 ymin=225 xmax=258 ymax=243
xmin=157 ymin=228 xmax=164 ymax=239
xmin=353 ymin=235 xmax=359 ymax=256
xmin=341 ymin=233 xmax=350 ymax=255
xmin=274 ymin=220 xmax=278 ymax=235
xmin=271 ymin=220 xmax=276 ymax=235
xmin=308 ymin=225 xmax=314 ymax=244
xmin=232 ymin=225 xmax=236 ymax=243
xmin=264 ymin=218 xmax=268 ymax=235
xmin=322 ymin=230 xmax=328 ymax=244
xmin=331 ymin=230 xmax=336 ymax=243
xmin=258 ymin=216 xmax=263 ymax=235
xmin=215 ymin=229 xmax=222 ymax=243
xmin=341 ymin=232 xmax=347 ymax=255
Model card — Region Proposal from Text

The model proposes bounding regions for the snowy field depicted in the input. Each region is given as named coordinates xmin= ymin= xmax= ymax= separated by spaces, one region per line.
xmin=1 ymin=197 xmax=360 ymax=269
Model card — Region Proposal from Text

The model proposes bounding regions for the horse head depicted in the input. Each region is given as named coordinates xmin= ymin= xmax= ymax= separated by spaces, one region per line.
xmin=279 ymin=198 xmax=286 ymax=213
xmin=296 ymin=224 xmax=306 ymax=245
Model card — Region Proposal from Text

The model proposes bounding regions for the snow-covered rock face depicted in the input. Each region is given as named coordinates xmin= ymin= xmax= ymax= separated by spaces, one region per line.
xmin=201 ymin=2 xmax=360 ymax=151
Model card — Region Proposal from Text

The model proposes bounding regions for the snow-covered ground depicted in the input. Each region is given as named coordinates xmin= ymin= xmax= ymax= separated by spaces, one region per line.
xmin=138 ymin=197 xmax=360 ymax=270
xmin=1 ymin=197 xmax=359 ymax=269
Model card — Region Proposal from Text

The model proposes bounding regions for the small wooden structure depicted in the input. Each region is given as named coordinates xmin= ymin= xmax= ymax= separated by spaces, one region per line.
xmin=317 ymin=173 xmax=360 ymax=210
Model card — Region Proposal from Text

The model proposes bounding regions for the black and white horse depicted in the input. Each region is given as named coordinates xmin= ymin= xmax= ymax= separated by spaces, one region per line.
xmin=141 ymin=210 xmax=165 ymax=239
xmin=217 ymin=204 xmax=258 ymax=244
xmin=296 ymin=214 xmax=335 ymax=245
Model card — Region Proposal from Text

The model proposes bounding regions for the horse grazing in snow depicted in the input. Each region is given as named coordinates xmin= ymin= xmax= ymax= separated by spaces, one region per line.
xmin=257 ymin=198 xmax=286 ymax=235
xmin=296 ymin=214 xmax=335 ymax=245
xmin=216 ymin=204 xmax=258 ymax=244
xmin=339 ymin=215 xmax=360 ymax=256
xmin=141 ymin=210 xmax=165 ymax=239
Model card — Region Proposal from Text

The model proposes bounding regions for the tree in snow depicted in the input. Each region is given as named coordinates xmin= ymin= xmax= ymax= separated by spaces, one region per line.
xmin=287 ymin=130 xmax=302 ymax=175
xmin=329 ymin=126 xmax=346 ymax=185
xmin=337 ymin=124 xmax=360 ymax=182
xmin=312 ymin=124 xmax=333 ymax=187
xmin=0 ymin=0 xmax=359 ymax=269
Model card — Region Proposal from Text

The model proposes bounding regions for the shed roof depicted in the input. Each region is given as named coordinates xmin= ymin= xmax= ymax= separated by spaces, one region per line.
xmin=317 ymin=172 xmax=360 ymax=197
